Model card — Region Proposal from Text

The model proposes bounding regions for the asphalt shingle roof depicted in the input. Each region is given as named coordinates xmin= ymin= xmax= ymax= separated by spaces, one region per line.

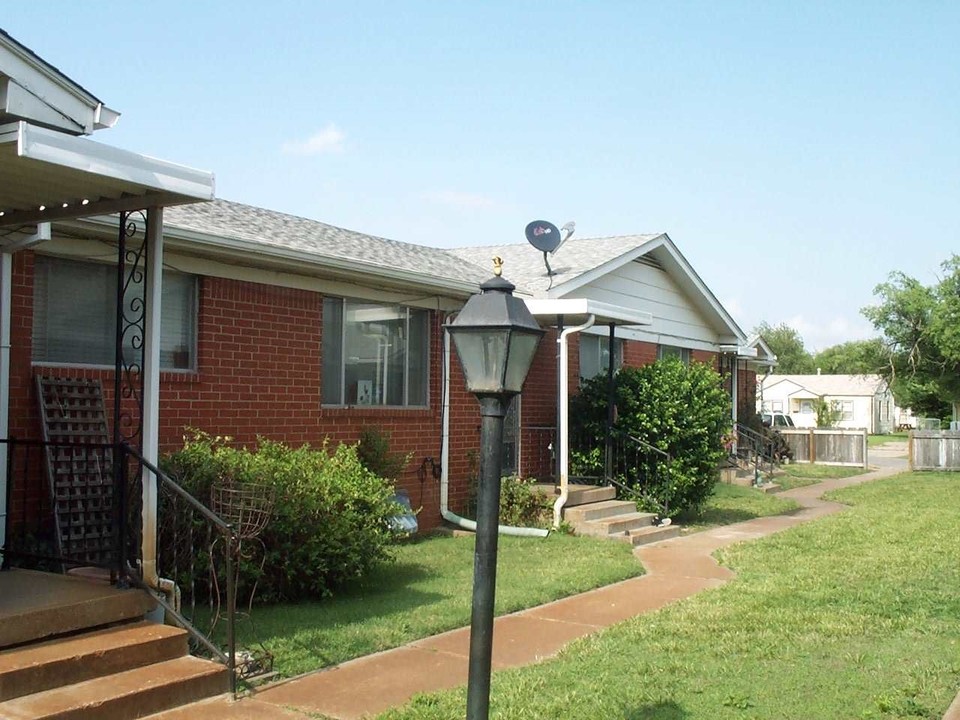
xmin=164 ymin=199 xmax=490 ymax=290
xmin=451 ymin=234 xmax=662 ymax=296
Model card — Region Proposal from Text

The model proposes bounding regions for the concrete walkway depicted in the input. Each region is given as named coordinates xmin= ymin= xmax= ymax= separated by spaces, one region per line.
xmin=165 ymin=446 xmax=959 ymax=719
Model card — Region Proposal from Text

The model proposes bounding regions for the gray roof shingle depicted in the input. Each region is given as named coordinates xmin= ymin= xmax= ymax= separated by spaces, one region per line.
xmin=451 ymin=234 xmax=662 ymax=296
xmin=164 ymin=199 xmax=490 ymax=291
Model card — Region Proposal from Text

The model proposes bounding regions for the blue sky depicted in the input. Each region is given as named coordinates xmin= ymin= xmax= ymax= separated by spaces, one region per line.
xmin=5 ymin=2 xmax=958 ymax=351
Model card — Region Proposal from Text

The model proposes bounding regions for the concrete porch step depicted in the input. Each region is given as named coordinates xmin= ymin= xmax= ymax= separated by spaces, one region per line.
xmin=0 ymin=569 xmax=156 ymax=649
xmin=0 ymin=620 xmax=188 ymax=702
xmin=564 ymin=485 xmax=617 ymax=507
xmin=576 ymin=511 xmax=658 ymax=538
xmin=0 ymin=655 xmax=230 ymax=720
xmin=563 ymin=499 xmax=638 ymax=524
xmin=626 ymin=524 xmax=681 ymax=547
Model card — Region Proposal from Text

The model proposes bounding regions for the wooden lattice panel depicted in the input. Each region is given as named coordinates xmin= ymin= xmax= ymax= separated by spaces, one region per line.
xmin=35 ymin=377 xmax=115 ymax=565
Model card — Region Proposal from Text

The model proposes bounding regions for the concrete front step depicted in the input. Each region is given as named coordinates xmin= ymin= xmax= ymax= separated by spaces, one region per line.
xmin=0 ymin=570 xmax=157 ymax=649
xmin=625 ymin=524 xmax=682 ymax=547
xmin=564 ymin=485 xmax=617 ymax=507
xmin=0 ymin=620 xmax=188 ymax=702
xmin=576 ymin=511 xmax=658 ymax=538
xmin=563 ymin=499 xmax=638 ymax=524
xmin=0 ymin=655 xmax=230 ymax=720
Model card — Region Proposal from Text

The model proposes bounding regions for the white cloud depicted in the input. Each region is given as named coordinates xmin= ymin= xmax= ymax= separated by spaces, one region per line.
xmin=421 ymin=189 xmax=496 ymax=210
xmin=282 ymin=124 xmax=346 ymax=155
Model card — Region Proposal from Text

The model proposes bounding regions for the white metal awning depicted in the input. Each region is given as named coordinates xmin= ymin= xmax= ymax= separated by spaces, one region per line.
xmin=0 ymin=121 xmax=214 ymax=231
xmin=524 ymin=298 xmax=653 ymax=327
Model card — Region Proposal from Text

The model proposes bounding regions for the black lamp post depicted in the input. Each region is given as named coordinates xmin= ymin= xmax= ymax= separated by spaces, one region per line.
xmin=445 ymin=261 xmax=544 ymax=720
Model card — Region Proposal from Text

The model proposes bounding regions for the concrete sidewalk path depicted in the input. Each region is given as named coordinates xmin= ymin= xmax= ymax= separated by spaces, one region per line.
xmin=250 ymin=458 xmax=932 ymax=719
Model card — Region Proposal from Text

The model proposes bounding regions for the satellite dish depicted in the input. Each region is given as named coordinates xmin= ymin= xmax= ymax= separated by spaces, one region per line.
xmin=525 ymin=220 xmax=561 ymax=254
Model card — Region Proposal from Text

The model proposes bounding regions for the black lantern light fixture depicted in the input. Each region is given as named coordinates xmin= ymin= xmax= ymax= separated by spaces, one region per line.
xmin=445 ymin=257 xmax=544 ymax=720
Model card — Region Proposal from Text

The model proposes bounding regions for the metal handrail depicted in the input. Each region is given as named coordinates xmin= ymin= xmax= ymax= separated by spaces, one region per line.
xmin=123 ymin=444 xmax=238 ymax=695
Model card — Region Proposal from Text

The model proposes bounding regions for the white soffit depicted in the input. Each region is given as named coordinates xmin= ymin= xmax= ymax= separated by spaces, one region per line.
xmin=525 ymin=298 xmax=653 ymax=327
xmin=0 ymin=121 xmax=214 ymax=229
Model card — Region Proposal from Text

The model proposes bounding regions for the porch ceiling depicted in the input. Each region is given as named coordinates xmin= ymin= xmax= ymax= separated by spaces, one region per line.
xmin=0 ymin=121 xmax=214 ymax=233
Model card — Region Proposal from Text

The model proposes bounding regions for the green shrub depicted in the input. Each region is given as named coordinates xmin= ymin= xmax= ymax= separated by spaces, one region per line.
xmin=499 ymin=476 xmax=553 ymax=528
xmin=570 ymin=358 xmax=731 ymax=517
xmin=160 ymin=431 xmax=401 ymax=603
xmin=357 ymin=426 xmax=413 ymax=481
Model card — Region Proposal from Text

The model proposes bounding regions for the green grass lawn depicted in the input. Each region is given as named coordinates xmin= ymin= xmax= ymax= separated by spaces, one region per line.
xmin=677 ymin=483 xmax=799 ymax=533
xmin=777 ymin=462 xmax=870 ymax=490
xmin=868 ymin=432 xmax=909 ymax=447
xmin=379 ymin=473 xmax=960 ymax=719
xmin=245 ymin=532 xmax=642 ymax=677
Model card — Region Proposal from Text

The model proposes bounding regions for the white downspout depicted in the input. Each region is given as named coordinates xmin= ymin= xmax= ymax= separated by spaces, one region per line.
xmin=553 ymin=315 xmax=596 ymax=528
xmin=440 ymin=317 xmax=548 ymax=538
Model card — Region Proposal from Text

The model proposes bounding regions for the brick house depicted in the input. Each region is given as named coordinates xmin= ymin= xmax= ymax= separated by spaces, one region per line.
xmin=7 ymin=198 xmax=765 ymax=532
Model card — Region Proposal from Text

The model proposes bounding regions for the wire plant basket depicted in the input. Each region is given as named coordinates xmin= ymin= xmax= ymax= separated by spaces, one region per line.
xmin=209 ymin=478 xmax=277 ymax=683
xmin=211 ymin=480 xmax=276 ymax=540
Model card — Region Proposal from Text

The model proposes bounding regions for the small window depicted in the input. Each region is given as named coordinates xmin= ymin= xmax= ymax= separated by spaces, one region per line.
xmin=771 ymin=401 xmax=783 ymax=412
xmin=579 ymin=334 xmax=623 ymax=382
xmin=800 ymin=400 xmax=814 ymax=415
xmin=657 ymin=344 xmax=690 ymax=364
xmin=32 ymin=255 xmax=197 ymax=370
xmin=841 ymin=401 xmax=854 ymax=421
xmin=322 ymin=297 xmax=429 ymax=407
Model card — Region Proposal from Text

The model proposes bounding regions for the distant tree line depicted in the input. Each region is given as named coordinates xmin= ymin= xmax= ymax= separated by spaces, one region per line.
xmin=754 ymin=254 xmax=960 ymax=422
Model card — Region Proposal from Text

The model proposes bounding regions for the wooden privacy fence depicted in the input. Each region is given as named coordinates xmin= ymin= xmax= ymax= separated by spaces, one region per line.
xmin=910 ymin=431 xmax=960 ymax=471
xmin=779 ymin=428 xmax=868 ymax=468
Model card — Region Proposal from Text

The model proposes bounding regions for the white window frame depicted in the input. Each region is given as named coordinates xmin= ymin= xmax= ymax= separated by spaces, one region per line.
xmin=322 ymin=297 xmax=430 ymax=408
xmin=31 ymin=254 xmax=198 ymax=372
xmin=579 ymin=334 xmax=623 ymax=382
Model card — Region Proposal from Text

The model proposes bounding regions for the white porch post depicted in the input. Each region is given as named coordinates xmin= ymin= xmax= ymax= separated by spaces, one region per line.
xmin=141 ymin=206 xmax=164 ymax=588
xmin=0 ymin=251 xmax=11 ymax=545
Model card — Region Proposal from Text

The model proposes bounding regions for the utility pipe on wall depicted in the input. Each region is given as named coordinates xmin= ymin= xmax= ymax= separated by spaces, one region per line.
xmin=440 ymin=319 xmax=548 ymax=538
xmin=553 ymin=315 xmax=596 ymax=528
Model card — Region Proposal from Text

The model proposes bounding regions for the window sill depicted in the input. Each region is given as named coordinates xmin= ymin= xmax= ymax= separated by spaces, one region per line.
xmin=320 ymin=405 xmax=434 ymax=419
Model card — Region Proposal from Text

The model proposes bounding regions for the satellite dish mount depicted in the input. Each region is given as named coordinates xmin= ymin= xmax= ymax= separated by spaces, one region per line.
xmin=524 ymin=220 xmax=575 ymax=276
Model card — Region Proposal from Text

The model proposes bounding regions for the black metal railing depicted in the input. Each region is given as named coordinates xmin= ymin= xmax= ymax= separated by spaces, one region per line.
xmin=1 ymin=437 xmax=239 ymax=695
xmin=569 ymin=428 xmax=673 ymax=516
xmin=125 ymin=446 xmax=239 ymax=694
xmin=518 ymin=425 xmax=556 ymax=481
xmin=735 ymin=423 xmax=782 ymax=483
xmin=1 ymin=437 xmax=124 ymax=574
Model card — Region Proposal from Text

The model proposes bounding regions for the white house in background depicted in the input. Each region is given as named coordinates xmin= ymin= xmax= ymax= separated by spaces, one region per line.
xmin=759 ymin=374 xmax=896 ymax=434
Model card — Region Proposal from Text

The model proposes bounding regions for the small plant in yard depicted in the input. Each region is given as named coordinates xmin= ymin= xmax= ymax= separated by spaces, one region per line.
xmin=498 ymin=476 xmax=553 ymax=528
xmin=357 ymin=426 xmax=414 ymax=481
xmin=161 ymin=430 xmax=401 ymax=602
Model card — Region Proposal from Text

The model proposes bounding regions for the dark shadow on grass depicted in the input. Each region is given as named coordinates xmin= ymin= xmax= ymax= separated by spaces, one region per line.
xmin=624 ymin=700 xmax=688 ymax=719
xmin=677 ymin=507 xmax=761 ymax=526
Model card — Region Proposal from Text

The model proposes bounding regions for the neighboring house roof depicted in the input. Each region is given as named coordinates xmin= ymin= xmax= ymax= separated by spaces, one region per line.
xmin=763 ymin=374 xmax=888 ymax=398
xmin=163 ymin=199 xmax=490 ymax=296
xmin=0 ymin=28 xmax=119 ymax=134
xmin=452 ymin=233 xmax=747 ymax=343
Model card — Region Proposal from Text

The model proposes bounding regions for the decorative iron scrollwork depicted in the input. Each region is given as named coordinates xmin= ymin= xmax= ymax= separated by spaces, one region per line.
xmin=114 ymin=209 xmax=148 ymax=447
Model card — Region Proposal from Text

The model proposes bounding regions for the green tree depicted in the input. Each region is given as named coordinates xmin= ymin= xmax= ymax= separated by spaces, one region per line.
xmin=812 ymin=338 xmax=886 ymax=375
xmin=754 ymin=322 xmax=815 ymax=374
xmin=862 ymin=255 xmax=960 ymax=419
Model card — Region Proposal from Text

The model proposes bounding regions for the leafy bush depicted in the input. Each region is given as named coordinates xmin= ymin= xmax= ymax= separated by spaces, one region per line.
xmin=570 ymin=358 xmax=731 ymax=517
xmin=160 ymin=431 xmax=401 ymax=603
xmin=499 ymin=476 xmax=553 ymax=528
xmin=357 ymin=426 xmax=413 ymax=481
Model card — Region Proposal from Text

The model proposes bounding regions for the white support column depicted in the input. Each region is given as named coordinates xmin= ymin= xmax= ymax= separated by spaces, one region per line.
xmin=731 ymin=355 xmax=739 ymax=425
xmin=140 ymin=207 xmax=164 ymax=588
xmin=0 ymin=251 xmax=11 ymax=545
